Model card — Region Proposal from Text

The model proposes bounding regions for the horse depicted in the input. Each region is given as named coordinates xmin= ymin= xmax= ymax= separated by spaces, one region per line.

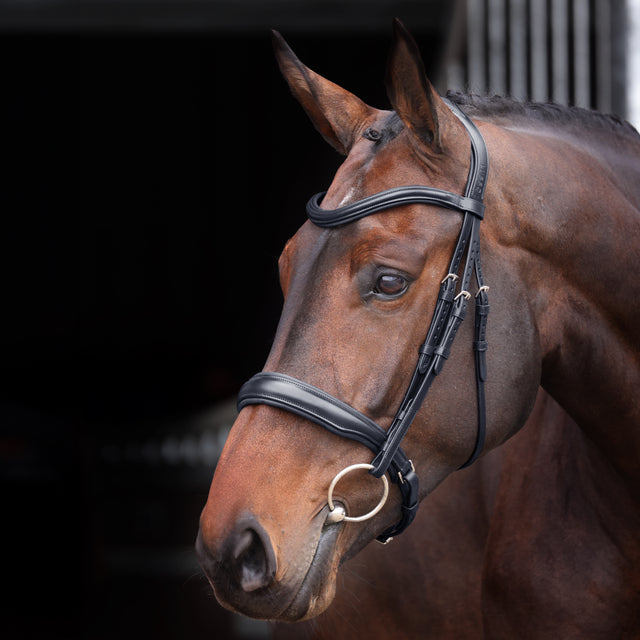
xmin=196 ymin=20 xmax=640 ymax=637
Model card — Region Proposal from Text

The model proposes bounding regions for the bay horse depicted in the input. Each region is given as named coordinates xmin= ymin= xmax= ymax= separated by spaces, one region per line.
xmin=197 ymin=20 xmax=640 ymax=637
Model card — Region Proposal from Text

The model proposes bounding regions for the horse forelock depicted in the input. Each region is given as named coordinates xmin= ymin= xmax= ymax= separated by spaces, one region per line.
xmin=446 ymin=91 xmax=640 ymax=140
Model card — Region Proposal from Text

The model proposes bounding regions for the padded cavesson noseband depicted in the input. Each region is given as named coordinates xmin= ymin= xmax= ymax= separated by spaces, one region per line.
xmin=238 ymin=99 xmax=489 ymax=543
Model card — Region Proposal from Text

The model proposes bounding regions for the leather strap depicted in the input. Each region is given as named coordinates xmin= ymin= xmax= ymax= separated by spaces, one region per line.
xmin=238 ymin=372 xmax=398 ymax=457
xmin=370 ymin=101 xmax=489 ymax=477
xmin=307 ymin=186 xmax=485 ymax=227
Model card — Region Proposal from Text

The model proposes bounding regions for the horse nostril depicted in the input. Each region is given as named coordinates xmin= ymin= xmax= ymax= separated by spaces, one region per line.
xmin=230 ymin=521 xmax=276 ymax=592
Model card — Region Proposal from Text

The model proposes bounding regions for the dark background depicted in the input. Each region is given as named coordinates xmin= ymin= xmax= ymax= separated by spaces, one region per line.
xmin=0 ymin=5 xmax=449 ymax=638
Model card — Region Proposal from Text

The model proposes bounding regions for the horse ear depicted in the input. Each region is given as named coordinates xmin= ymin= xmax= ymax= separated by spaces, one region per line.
xmin=272 ymin=30 xmax=373 ymax=156
xmin=385 ymin=18 xmax=445 ymax=153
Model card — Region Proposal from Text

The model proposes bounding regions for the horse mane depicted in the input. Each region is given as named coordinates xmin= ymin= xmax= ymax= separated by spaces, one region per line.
xmin=446 ymin=91 xmax=640 ymax=139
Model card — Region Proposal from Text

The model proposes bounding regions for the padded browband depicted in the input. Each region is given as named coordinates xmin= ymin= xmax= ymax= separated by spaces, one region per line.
xmin=307 ymin=185 xmax=485 ymax=227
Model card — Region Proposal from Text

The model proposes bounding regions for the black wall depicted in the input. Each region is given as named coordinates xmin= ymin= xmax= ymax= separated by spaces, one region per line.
xmin=1 ymin=26 xmax=446 ymax=639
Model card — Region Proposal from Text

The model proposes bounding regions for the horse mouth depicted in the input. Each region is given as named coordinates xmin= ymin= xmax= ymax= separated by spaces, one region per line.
xmin=279 ymin=509 xmax=344 ymax=621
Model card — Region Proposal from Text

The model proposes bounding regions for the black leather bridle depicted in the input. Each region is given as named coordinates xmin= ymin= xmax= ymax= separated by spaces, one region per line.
xmin=237 ymin=99 xmax=489 ymax=543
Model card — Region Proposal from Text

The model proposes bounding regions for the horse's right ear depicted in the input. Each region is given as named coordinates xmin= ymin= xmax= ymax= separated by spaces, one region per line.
xmin=272 ymin=31 xmax=374 ymax=156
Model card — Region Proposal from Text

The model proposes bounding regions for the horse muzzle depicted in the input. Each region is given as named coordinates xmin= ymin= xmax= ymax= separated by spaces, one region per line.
xmin=196 ymin=507 xmax=344 ymax=621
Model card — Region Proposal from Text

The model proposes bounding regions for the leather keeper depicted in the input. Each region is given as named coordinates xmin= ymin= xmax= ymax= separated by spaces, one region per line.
xmin=419 ymin=343 xmax=435 ymax=356
xmin=475 ymin=302 xmax=490 ymax=317
xmin=476 ymin=350 xmax=488 ymax=382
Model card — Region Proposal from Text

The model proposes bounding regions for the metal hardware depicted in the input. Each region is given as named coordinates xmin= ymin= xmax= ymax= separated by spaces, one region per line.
xmin=327 ymin=463 xmax=389 ymax=523
xmin=397 ymin=459 xmax=416 ymax=485
xmin=325 ymin=504 xmax=347 ymax=525
xmin=454 ymin=290 xmax=472 ymax=301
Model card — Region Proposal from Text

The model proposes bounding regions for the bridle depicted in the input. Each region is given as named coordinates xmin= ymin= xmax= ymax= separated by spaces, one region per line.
xmin=237 ymin=100 xmax=488 ymax=543
xmin=237 ymin=99 xmax=489 ymax=544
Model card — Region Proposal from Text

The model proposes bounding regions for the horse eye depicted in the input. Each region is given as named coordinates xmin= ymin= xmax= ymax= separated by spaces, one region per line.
xmin=363 ymin=127 xmax=382 ymax=142
xmin=375 ymin=274 xmax=408 ymax=296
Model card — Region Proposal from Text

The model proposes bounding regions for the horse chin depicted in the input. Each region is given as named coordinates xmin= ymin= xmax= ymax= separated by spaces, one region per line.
xmin=279 ymin=519 xmax=342 ymax=621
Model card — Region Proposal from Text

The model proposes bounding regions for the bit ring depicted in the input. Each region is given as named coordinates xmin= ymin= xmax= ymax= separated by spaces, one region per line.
xmin=327 ymin=463 xmax=389 ymax=523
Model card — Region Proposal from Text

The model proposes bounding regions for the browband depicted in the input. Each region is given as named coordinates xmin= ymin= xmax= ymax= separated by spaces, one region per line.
xmin=238 ymin=98 xmax=489 ymax=543
xmin=307 ymin=186 xmax=485 ymax=227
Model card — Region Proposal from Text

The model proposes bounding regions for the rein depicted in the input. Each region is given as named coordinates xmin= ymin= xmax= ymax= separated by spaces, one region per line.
xmin=238 ymin=99 xmax=490 ymax=543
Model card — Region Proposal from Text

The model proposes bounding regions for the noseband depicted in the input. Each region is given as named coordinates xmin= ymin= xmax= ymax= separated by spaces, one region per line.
xmin=238 ymin=99 xmax=489 ymax=543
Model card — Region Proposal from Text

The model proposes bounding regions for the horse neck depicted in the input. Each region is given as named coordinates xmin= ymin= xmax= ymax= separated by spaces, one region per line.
xmin=486 ymin=120 xmax=640 ymax=495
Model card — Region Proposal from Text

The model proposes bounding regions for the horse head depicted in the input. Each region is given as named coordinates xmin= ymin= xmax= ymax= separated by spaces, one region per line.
xmin=196 ymin=20 xmax=542 ymax=621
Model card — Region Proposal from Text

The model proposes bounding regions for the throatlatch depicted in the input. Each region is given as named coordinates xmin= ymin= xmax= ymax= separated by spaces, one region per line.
xmin=238 ymin=99 xmax=490 ymax=543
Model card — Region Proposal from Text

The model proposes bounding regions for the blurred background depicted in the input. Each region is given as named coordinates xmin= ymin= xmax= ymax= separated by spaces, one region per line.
xmin=1 ymin=1 xmax=636 ymax=638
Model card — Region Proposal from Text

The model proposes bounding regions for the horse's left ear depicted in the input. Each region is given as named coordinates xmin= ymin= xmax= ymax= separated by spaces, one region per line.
xmin=385 ymin=19 xmax=449 ymax=153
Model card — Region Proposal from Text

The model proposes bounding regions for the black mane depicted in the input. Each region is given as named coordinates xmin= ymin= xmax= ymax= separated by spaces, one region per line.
xmin=446 ymin=91 xmax=639 ymax=139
